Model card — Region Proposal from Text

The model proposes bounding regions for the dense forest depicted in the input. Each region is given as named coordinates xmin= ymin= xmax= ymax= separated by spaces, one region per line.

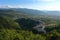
xmin=0 ymin=9 xmax=60 ymax=40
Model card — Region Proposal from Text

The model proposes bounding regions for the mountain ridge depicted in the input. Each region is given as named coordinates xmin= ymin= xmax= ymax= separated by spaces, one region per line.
xmin=0 ymin=8 xmax=60 ymax=16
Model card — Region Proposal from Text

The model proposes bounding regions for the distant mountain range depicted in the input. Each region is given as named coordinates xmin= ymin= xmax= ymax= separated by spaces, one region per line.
xmin=11 ymin=8 xmax=60 ymax=16
xmin=0 ymin=8 xmax=60 ymax=16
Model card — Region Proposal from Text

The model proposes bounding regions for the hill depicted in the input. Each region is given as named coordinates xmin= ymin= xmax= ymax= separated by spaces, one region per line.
xmin=0 ymin=8 xmax=60 ymax=40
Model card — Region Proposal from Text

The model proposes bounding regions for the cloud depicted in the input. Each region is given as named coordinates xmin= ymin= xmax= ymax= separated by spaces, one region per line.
xmin=24 ymin=0 xmax=60 ymax=11
xmin=33 ymin=3 xmax=60 ymax=11
xmin=41 ymin=0 xmax=55 ymax=2
xmin=0 ymin=5 xmax=24 ymax=8
xmin=33 ymin=0 xmax=55 ymax=2
xmin=8 ymin=5 xmax=24 ymax=8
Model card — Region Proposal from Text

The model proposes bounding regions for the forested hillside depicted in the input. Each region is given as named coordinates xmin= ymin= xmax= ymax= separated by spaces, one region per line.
xmin=0 ymin=9 xmax=60 ymax=40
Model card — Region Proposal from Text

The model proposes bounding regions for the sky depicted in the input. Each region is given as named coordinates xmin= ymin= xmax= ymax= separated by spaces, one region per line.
xmin=0 ymin=0 xmax=60 ymax=10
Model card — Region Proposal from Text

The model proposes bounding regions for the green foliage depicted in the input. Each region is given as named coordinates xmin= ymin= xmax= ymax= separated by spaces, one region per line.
xmin=0 ymin=17 xmax=46 ymax=40
xmin=16 ymin=18 xmax=39 ymax=30
xmin=0 ymin=16 xmax=20 ymax=30
xmin=0 ymin=10 xmax=60 ymax=40
xmin=0 ymin=29 xmax=46 ymax=40
xmin=46 ymin=30 xmax=60 ymax=40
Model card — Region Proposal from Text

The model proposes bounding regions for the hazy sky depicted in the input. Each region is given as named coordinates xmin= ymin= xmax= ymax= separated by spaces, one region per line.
xmin=0 ymin=0 xmax=60 ymax=10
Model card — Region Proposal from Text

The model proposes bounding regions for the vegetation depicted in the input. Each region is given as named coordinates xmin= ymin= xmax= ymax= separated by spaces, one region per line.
xmin=0 ymin=9 xmax=60 ymax=40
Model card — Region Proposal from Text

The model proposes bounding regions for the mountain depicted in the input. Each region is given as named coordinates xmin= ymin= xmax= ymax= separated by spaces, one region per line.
xmin=0 ymin=8 xmax=60 ymax=40
xmin=0 ymin=8 xmax=48 ymax=19
xmin=10 ymin=8 xmax=60 ymax=16
xmin=43 ymin=11 xmax=60 ymax=16
xmin=0 ymin=8 xmax=60 ymax=16
xmin=12 ymin=8 xmax=47 ymax=15
xmin=0 ymin=8 xmax=60 ymax=19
